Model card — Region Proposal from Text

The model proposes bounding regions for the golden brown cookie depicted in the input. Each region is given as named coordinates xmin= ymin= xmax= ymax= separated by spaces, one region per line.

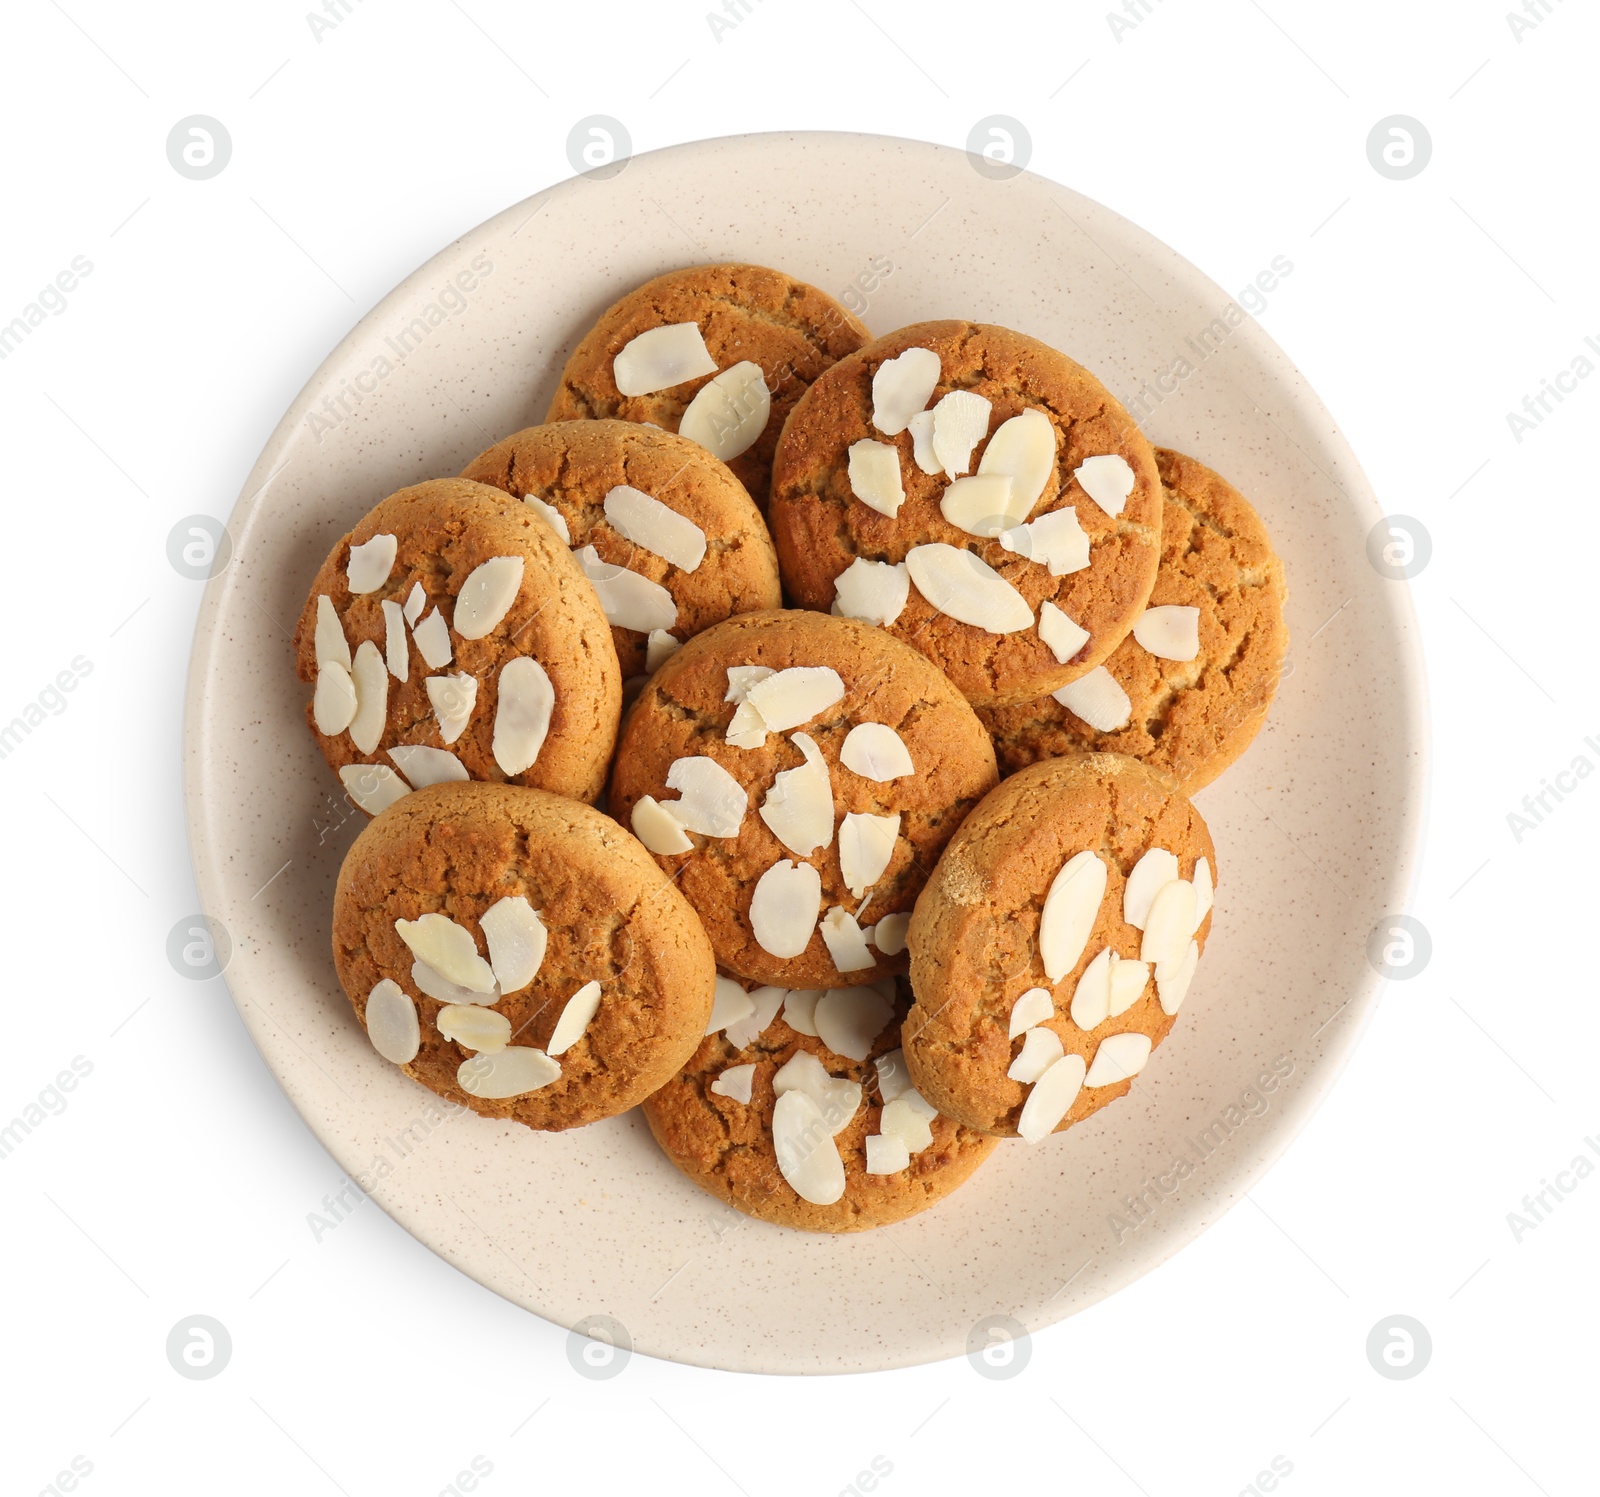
xmin=768 ymin=321 xmax=1163 ymax=708
xmin=643 ymin=977 xmax=998 ymax=1232
xmin=545 ymin=263 xmax=870 ymax=509
xmin=458 ymin=419 xmax=782 ymax=678
xmin=904 ymin=754 xmax=1215 ymax=1140
xmin=979 ymin=449 xmax=1288 ymax=791
xmin=607 ymin=610 xmax=998 ymax=990
xmin=293 ymin=477 xmax=621 ymax=809
xmin=333 ymin=782 xmax=716 ymax=1131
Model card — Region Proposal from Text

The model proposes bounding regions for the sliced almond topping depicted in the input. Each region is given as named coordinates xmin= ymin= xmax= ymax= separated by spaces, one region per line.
xmin=838 ymin=723 xmax=913 ymax=782
xmin=781 ymin=988 xmax=822 ymax=1036
xmin=759 ymin=733 xmax=834 ymax=858
xmin=479 ymin=896 xmax=547 ymax=994
xmin=745 ymin=666 xmax=845 ymax=734
xmin=875 ymin=1047 xmax=912 ymax=1103
xmin=1157 ymin=940 xmax=1200 ymax=1015
xmin=771 ymin=1051 xmax=861 ymax=1134
xmin=678 ymin=360 xmax=769 ymax=460
xmin=347 ymin=533 xmax=397 ymax=594
xmin=313 ymin=661 xmax=358 ymax=735
xmin=832 ymin=558 xmax=911 ymax=626
xmin=1053 ymin=667 xmax=1132 ymax=732
xmin=646 ymin=629 xmax=680 ymax=672
xmin=426 ymin=672 xmax=477 ymax=744
xmin=1084 ymin=1032 xmax=1152 ymax=1087
xmin=572 ymin=545 xmax=678 ymax=633
xmin=603 ymin=485 xmax=707 ymax=572
xmin=1141 ymin=879 xmax=1198 ymax=973
xmin=750 ymin=859 xmax=822 ymax=957
xmin=412 ymin=960 xmax=500 ymax=1006
xmin=772 ymin=1090 xmax=847 ymax=1204
xmin=1124 ymin=849 xmax=1180 ymax=929
xmin=612 ymin=321 xmax=717 ymax=396
xmin=547 ymin=980 xmax=603 ymax=1056
xmin=395 ymin=912 xmax=495 ymax=992
xmin=1070 ymin=947 xmax=1114 ymax=1030
xmin=340 ymin=763 xmax=411 ymax=816
xmin=930 ymin=389 xmax=992 ymax=477
xmin=870 ymin=346 xmax=940 ymax=435
xmin=819 ymin=906 xmax=875 ymax=972
xmin=1038 ymin=601 xmax=1090 ymax=665
xmin=839 ymin=811 xmax=899 ymax=898
xmin=940 ymin=474 xmax=1025 ymax=538
xmin=864 ymin=1132 xmax=911 ymax=1174
xmin=1009 ymin=986 xmax=1054 ymax=1039
xmin=365 ymin=979 xmax=419 ymax=1064
xmin=815 ymin=984 xmax=893 ymax=1061
xmin=879 ymin=1094 xmax=935 ymax=1153
xmin=1018 ymin=1053 xmax=1087 ymax=1143
xmin=402 ymin=581 xmax=426 ymax=627
xmin=1000 ymin=506 xmax=1091 ymax=576
xmin=707 ymin=976 xmax=756 ymax=1035
xmin=1007 ymin=1026 xmax=1064 ymax=1083
xmin=847 ymin=439 xmax=906 ymax=519
xmin=725 ymin=703 xmax=770 ymax=750
xmin=977 ymin=407 xmax=1056 ymax=511
xmin=1074 ymin=453 xmax=1136 ymax=517
xmin=870 ymin=912 xmax=910 ymax=955
xmin=1133 ymin=604 xmax=1200 ymax=662
xmin=631 ymin=794 xmax=693 ymax=855
xmin=412 ymin=609 xmax=452 ymax=670
xmin=725 ymin=665 xmax=776 ymax=703
xmin=1040 ymin=850 xmax=1108 ymax=982
xmin=492 ymin=657 xmax=553 ymax=776
xmin=346 ymin=641 xmax=387 ymax=755
xmin=454 ymin=556 xmax=524 ymax=640
xmin=387 ymin=744 xmax=467 ymax=787
xmin=906 ymin=543 xmax=1033 ymax=633
xmin=523 ymin=492 xmax=571 ymax=544
xmin=1193 ymin=857 xmax=1214 ymax=928
xmin=458 ymin=1047 xmax=560 ymax=1099
xmin=436 ymin=1003 xmax=511 ymax=1054
xmin=710 ymin=1064 xmax=756 ymax=1104
xmin=314 ymin=594 xmax=351 ymax=670
xmin=906 ymin=408 xmax=940 ymax=474
xmin=664 ymin=756 xmax=747 ymax=837
xmin=1108 ymin=955 xmax=1150 ymax=1016
xmin=381 ymin=599 xmax=409 ymax=681
xmin=722 ymin=985 xmax=787 ymax=1048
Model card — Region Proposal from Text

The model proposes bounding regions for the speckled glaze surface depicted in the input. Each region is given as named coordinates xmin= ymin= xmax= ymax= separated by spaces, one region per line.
xmin=183 ymin=132 xmax=1426 ymax=1375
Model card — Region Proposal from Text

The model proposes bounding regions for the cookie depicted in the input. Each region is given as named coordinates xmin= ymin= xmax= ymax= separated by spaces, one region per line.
xmin=903 ymin=754 xmax=1216 ymax=1140
xmin=458 ymin=419 xmax=782 ymax=679
xmin=643 ymin=977 xmax=998 ymax=1232
xmin=768 ymin=320 xmax=1164 ymax=708
xmin=979 ymin=448 xmax=1288 ymax=791
xmin=545 ymin=262 xmax=870 ymax=509
xmin=607 ymin=609 xmax=998 ymax=990
xmin=333 ymin=781 xmax=716 ymax=1131
xmin=293 ymin=477 xmax=621 ymax=811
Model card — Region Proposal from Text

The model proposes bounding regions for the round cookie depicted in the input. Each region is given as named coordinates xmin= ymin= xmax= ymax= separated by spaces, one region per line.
xmin=768 ymin=320 xmax=1164 ymax=708
xmin=293 ymin=477 xmax=622 ymax=810
xmin=545 ymin=262 xmax=870 ymax=509
xmin=607 ymin=610 xmax=999 ymax=990
xmin=458 ymin=419 xmax=782 ymax=679
xmin=643 ymin=977 xmax=998 ymax=1232
xmin=979 ymin=448 xmax=1288 ymax=791
xmin=333 ymin=782 xmax=716 ymax=1131
xmin=903 ymin=754 xmax=1216 ymax=1140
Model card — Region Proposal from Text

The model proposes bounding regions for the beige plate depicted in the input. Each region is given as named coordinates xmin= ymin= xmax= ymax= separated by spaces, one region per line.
xmin=184 ymin=132 xmax=1426 ymax=1375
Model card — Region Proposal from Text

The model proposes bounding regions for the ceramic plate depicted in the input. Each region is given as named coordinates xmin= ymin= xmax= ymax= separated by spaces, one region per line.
xmin=184 ymin=131 xmax=1426 ymax=1374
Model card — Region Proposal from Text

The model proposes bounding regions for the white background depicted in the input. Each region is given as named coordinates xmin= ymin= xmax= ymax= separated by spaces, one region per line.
xmin=2 ymin=1 xmax=1595 ymax=1493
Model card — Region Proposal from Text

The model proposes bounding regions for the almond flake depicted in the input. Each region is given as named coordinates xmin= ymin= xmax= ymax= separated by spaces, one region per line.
xmin=436 ymin=1004 xmax=511 ymax=1054
xmin=426 ymin=672 xmax=478 ymax=744
xmin=906 ymin=409 xmax=940 ymax=474
xmin=940 ymin=474 xmax=1025 ymax=538
xmin=340 ymin=763 xmax=411 ymax=815
xmin=905 ymin=544 xmax=1033 ymax=633
xmin=1158 ymin=940 xmax=1200 ymax=1014
xmin=847 ymin=440 xmax=905 ymax=519
xmin=819 ymin=906 xmax=875 ymax=972
xmin=631 ymin=794 xmax=693 ymax=854
xmin=1124 ymin=849 xmax=1180 ymax=929
xmin=1017 ymin=1053 xmax=1087 ymax=1143
xmin=412 ymin=960 xmax=500 ymax=1007
xmin=572 ymin=545 xmax=678 ymax=633
xmin=977 ymin=408 xmax=1056 ymax=511
xmin=722 ymin=985 xmax=787 ymax=1048
xmin=458 ymin=1047 xmax=560 ymax=1099
xmin=395 ymin=912 xmax=495 ymax=992
xmin=1069 ymin=947 xmax=1114 ymax=1030
xmin=865 ymin=1132 xmax=910 ymax=1174
xmin=1053 ymin=667 xmax=1132 ymax=732
xmin=347 ymin=533 xmax=397 ymax=594
xmin=1193 ymin=858 xmax=1214 ymax=928
xmin=838 ymin=723 xmax=913 ymax=783
xmin=745 ymin=666 xmax=845 ymax=734
xmin=1108 ymin=955 xmax=1150 ymax=1016
xmin=347 ymin=641 xmax=388 ymax=754
xmin=664 ymin=756 xmax=747 ymax=837
xmin=707 ymin=976 xmax=756 ymax=1035
xmin=403 ymin=581 xmax=426 ymax=627
xmin=454 ymin=556 xmax=524 ymax=640
xmin=710 ymin=1064 xmax=756 ymax=1104
xmin=726 ymin=702 xmax=771 ymax=750
xmin=870 ymin=912 xmax=910 ymax=955
xmin=613 ymin=321 xmax=717 ymax=396
xmin=781 ymin=988 xmax=822 ymax=1036
xmin=870 ymin=346 xmax=940 ymax=436
xmin=1084 ymin=1032 xmax=1152 ymax=1087
xmin=1133 ymin=604 xmax=1200 ymax=662
xmin=492 ymin=656 xmax=553 ymax=775
xmin=678 ymin=360 xmax=769 ymax=460
xmin=547 ymin=980 xmax=602 ymax=1055
xmin=479 ymin=896 xmax=547 ymax=994
xmin=313 ymin=662 xmax=358 ymax=735
xmin=523 ymin=492 xmax=571 ymax=544
xmin=875 ymin=1048 xmax=912 ymax=1103
xmin=387 ymin=744 xmax=468 ymax=787
xmin=772 ymin=1051 xmax=862 ymax=1134
xmin=1009 ymin=986 xmax=1054 ymax=1039
xmin=1007 ymin=1026 xmax=1064 ymax=1083
xmin=381 ymin=599 xmax=409 ymax=681
xmin=758 ymin=732 xmax=834 ymax=857
xmin=1000 ymin=507 xmax=1091 ymax=576
xmin=412 ymin=609 xmax=453 ymax=670
xmin=646 ymin=629 xmax=680 ymax=672
xmin=725 ymin=665 xmax=775 ymax=702
xmin=839 ymin=811 xmax=899 ymax=898
xmin=1141 ymin=879 xmax=1198 ymax=974
xmin=772 ymin=1090 xmax=847 ymax=1204
xmin=1074 ymin=453 xmax=1136 ymax=517
xmin=603 ymin=485 xmax=707 ymax=572
xmin=314 ymin=594 xmax=351 ymax=670
xmin=366 ymin=979 xmax=420 ymax=1064
xmin=1040 ymin=850 xmax=1108 ymax=982
xmin=815 ymin=984 xmax=893 ymax=1061
xmin=1038 ymin=601 xmax=1090 ymax=665
xmin=931 ymin=389 xmax=992 ymax=476
xmin=832 ymin=558 xmax=910 ymax=626
xmin=750 ymin=859 xmax=822 ymax=957
xmin=879 ymin=1094 xmax=935 ymax=1153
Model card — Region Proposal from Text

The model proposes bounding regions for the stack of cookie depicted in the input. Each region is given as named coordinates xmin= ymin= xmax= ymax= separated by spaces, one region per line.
xmin=295 ymin=261 xmax=1287 ymax=1235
